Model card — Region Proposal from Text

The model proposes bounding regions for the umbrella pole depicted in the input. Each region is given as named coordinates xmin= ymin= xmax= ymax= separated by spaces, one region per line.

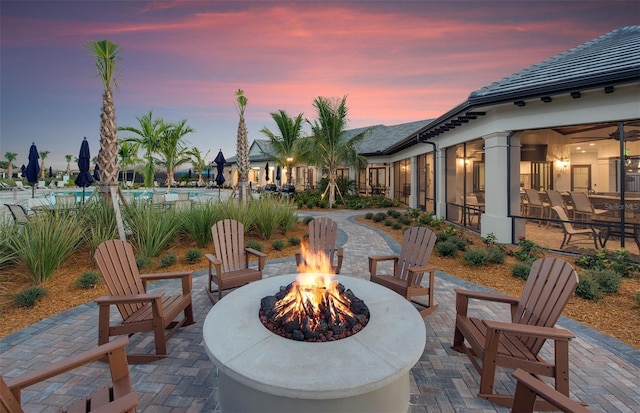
xmin=32 ymin=185 xmax=35 ymax=199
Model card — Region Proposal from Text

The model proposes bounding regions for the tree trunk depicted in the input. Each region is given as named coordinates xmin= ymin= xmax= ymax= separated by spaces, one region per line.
xmin=98 ymin=89 xmax=119 ymax=186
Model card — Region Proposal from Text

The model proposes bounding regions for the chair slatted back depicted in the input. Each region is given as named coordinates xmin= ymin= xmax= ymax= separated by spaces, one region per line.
xmin=397 ymin=226 xmax=436 ymax=286
xmin=211 ymin=219 xmax=245 ymax=273
xmin=524 ymin=189 xmax=543 ymax=207
xmin=5 ymin=204 xmax=29 ymax=225
xmin=551 ymin=205 xmax=573 ymax=232
xmin=515 ymin=257 xmax=578 ymax=355
xmin=569 ymin=192 xmax=592 ymax=214
xmin=308 ymin=217 xmax=339 ymax=262
xmin=546 ymin=190 xmax=565 ymax=209
xmin=94 ymin=240 xmax=146 ymax=321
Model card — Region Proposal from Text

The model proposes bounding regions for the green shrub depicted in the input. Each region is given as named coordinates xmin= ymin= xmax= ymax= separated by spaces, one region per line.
xmin=398 ymin=216 xmax=412 ymax=226
xmin=405 ymin=208 xmax=422 ymax=219
xmin=123 ymin=203 xmax=181 ymax=258
xmin=136 ymin=255 xmax=152 ymax=269
xmin=76 ymin=272 xmax=101 ymax=289
xmin=14 ymin=286 xmax=47 ymax=308
xmin=575 ymin=250 xmax=608 ymax=271
xmin=160 ymin=253 xmax=177 ymax=268
xmin=277 ymin=203 xmax=299 ymax=234
xmin=462 ymin=249 xmax=488 ymax=266
xmin=372 ymin=212 xmax=387 ymax=223
xmin=364 ymin=212 xmax=374 ymax=220
xmin=507 ymin=237 xmax=543 ymax=262
xmin=576 ymin=274 xmax=604 ymax=300
xmin=6 ymin=213 xmax=84 ymax=284
xmin=486 ymin=247 xmax=506 ymax=264
xmin=392 ymin=222 xmax=402 ymax=230
xmin=584 ymin=269 xmax=622 ymax=294
xmin=384 ymin=219 xmax=393 ymax=226
xmin=271 ymin=239 xmax=286 ymax=251
xmin=251 ymin=197 xmax=280 ymax=240
xmin=388 ymin=210 xmax=401 ymax=219
xmin=246 ymin=240 xmax=263 ymax=252
xmin=185 ymin=248 xmax=203 ymax=263
xmin=512 ymin=262 xmax=531 ymax=280
xmin=436 ymin=232 xmax=450 ymax=244
xmin=289 ymin=236 xmax=301 ymax=246
xmin=180 ymin=201 xmax=220 ymax=247
xmin=449 ymin=235 xmax=469 ymax=251
xmin=436 ymin=240 xmax=458 ymax=257
xmin=303 ymin=216 xmax=314 ymax=225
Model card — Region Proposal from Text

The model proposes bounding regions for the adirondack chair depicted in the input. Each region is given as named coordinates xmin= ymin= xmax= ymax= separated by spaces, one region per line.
xmin=511 ymin=369 xmax=591 ymax=413
xmin=295 ymin=216 xmax=344 ymax=274
xmin=451 ymin=257 xmax=578 ymax=410
xmin=94 ymin=239 xmax=195 ymax=364
xmin=0 ymin=336 xmax=138 ymax=413
xmin=206 ymin=219 xmax=266 ymax=303
xmin=551 ymin=206 xmax=601 ymax=249
xmin=368 ymin=226 xmax=438 ymax=316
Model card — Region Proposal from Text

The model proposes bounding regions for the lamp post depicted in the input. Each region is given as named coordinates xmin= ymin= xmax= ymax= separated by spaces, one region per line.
xmin=286 ymin=156 xmax=294 ymax=184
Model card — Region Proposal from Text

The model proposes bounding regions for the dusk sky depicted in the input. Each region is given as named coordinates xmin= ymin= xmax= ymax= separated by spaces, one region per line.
xmin=1 ymin=1 xmax=638 ymax=170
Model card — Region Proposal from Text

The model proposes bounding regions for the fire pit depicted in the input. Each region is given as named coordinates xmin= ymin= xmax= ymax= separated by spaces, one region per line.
xmin=203 ymin=274 xmax=426 ymax=413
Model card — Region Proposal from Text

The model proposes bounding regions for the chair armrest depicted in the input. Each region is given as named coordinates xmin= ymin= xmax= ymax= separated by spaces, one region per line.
xmin=406 ymin=264 xmax=438 ymax=286
xmin=368 ymin=255 xmax=399 ymax=275
xmin=205 ymin=253 xmax=222 ymax=266
xmin=454 ymin=288 xmax=519 ymax=319
xmin=483 ymin=320 xmax=575 ymax=340
xmin=246 ymin=248 xmax=267 ymax=271
xmin=95 ymin=293 xmax=163 ymax=305
xmin=140 ymin=271 xmax=192 ymax=281
xmin=4 ymin=337 xmax=130 ymax=391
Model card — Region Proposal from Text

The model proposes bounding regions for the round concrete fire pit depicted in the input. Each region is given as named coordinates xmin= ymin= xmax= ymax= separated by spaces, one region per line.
xmin=202 ymin=274 xmax=426 ymax=413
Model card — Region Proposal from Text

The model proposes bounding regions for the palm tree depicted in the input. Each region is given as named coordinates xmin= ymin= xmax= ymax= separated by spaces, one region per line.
xmin=4 ymin=152 xmax=17 ymax=181
xmin=119 ymin=111 xmax=169 ymax=188
xmin=235 ymin=89 xmax=249 ymax=202
xmin=156 ymin=119 xmax=194 ymax=192
xmin=118 ymin=141 xmax=141 ymax=186
xmin=188 ymin=147 xmax=210 ymax=186
xmin=87 ymin=39 xmax=120 ymax=186
xmin=39 ymin=150 xmax=50 ymax=180
xmin=64 ymin=154 xmax=72 ymax=176
xmin=300 ymin=96 xmax=367 ymax=208
xmin=260 ymin=110 xmax=304 ymax=185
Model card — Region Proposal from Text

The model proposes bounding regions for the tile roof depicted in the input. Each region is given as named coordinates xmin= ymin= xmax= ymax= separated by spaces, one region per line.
xmin=469 ymin=26 xmax=640 ymax=104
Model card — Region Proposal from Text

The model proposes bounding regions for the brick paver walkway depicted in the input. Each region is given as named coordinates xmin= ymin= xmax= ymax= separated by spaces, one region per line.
xmin=1 ymin=210 xmax=639 ymax=412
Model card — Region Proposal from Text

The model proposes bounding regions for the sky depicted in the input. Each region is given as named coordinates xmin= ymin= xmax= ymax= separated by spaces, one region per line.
xmin=1 ymin=1 xmax=638 ymax=171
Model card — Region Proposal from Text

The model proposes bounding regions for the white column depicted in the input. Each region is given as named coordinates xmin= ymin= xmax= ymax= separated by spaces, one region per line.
xmin=481 ymin=132 xmax=518 ymax=243
xmin=435 ymin=147 xmax=446 ymax=219
xmin=409 ymin=156 xmax=417 ymax=208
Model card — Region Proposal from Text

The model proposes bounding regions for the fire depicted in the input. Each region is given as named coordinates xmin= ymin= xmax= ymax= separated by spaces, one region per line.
xmin=258 ymin=245 xmax=369 ymax=341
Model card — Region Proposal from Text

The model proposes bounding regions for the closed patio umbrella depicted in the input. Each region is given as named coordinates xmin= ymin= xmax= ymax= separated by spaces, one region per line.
xmin=25 ymin=143 xmax=40 ymax=198
xmin=21 ymin=164 xmax=26 ymax=178
xmin=214 ymin=150 xmax=226 ymax=197
xmin=275 ymin=165 xmax=281 ymax=183
xmin=93 ymin=163 xmax=101 ymax=182
xmin=74 ymin=137 xmax=94 ymax=203
xmin=265 ymin=162 xmax=270 ymax=182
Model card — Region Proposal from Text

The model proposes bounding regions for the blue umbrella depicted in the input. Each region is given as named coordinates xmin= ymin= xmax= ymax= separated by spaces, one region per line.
xmin=214 ymin=150 xmax=226 ymax=196
xmin=275 ymin=165 xmax=281 ymax=183
xmin=93 ymin=163 xmax=101 ymax=181
xmin=25 ymin=143 xmax=40 ymax=198
xmin=20 ymin=164 xmax=25 ymax=177
xmin=74 ymin=137 xmax=94 ymax=203
xmin=265 ymin=162 xmax=270 ymax=182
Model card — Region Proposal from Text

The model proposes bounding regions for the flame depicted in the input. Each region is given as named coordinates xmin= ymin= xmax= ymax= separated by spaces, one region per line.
xmin=273 ymin=244 xmax=354 ymax=332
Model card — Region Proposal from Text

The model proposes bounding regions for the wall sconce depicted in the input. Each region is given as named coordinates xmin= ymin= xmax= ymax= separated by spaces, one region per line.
xmin=558 ymin=157 xmax=569 ymax=169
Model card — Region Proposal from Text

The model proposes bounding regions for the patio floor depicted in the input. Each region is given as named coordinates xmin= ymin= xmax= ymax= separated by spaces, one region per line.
xmin=1 ymin=210 xmax=639 ymax=412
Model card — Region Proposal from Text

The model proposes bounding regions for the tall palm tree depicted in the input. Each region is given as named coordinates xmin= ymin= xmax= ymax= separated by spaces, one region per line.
xmin=235 ymin=89 xmax=249 ymax=202
xmin=156 ymin=119 xmax=194 ymax=192
xmin=4 ymin=152 xmax=17 ymax=181
xmin=119 ymin=111 xmax=168 ymax=188
xmin=300 ymin=95 xmax=367 ymax=208
xmin=39 ymin=150 xmax=50 ymax=180
xmin=188 ymin=147 xmax=210 ymax=186
xmin=118 ymin=141 xmax=141 ymax=185
xmin=87 ymin=39 xmax=120 ymax=186
xmin=64 ymin=154 xmax=72 ymax=176
xmin=260 ymin=110 xmax=304 ymax=184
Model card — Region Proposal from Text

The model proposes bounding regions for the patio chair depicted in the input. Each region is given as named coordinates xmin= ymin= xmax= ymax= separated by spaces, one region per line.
xmin=569 ymin=191 xmax=607 ymax=221
xmin=546 ymin=189 xmax=573 ymax=220
xmin=94 ymin=239 xmax=195 ymax=364
xmin=551 ymin=206 xmax=601 ymax=249
xmin=511 ymin=369 xmax=591 ymax=413
xmin=524 ymin=189 xmax=550 ymax=226
xmin=4 ymin=203 xmax=30 ymax=225
xmin=174 ymin=199 xmax=192 ymax=211
xmin=295 ymin=216 xmax=344 ymax=274
xmin=14 ymin=181 xmax=29 ymax=191
xmin=452 ymin=257 xmax=578 ymax=410
xmin=0 ymin=336 xmax=138 ymax=413
xmin=206 ymin=219 xmax=266 ymax=303
xmin=55 ymin=194 xmax=77 ymax=210
xmin=368 ymin=226 xmax=439 ymax=316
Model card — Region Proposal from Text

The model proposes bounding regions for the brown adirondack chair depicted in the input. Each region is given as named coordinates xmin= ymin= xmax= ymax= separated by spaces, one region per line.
xmin=511 ymin=369 xmax=591 ymax=413
xmin=206 ymin=219 xmax=266 ymax=303
xmin=368 ymin=226 xmax=438 ymax=316
xmin=94 ymin=240 xmax=195 ymax=364
xmin=452 ymin=257 xmax=578 ymax=410
xmin=295 ymin=216 xmax=344 ymax=274
xmin=1 ymin=336 xmax=138 ymax=413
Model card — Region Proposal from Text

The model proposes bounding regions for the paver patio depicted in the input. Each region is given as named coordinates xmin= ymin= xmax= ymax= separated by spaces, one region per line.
xmin=1 ymin=210 xmax=639 ymax=412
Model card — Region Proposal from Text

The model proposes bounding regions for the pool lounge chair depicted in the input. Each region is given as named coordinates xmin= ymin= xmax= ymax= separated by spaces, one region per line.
xmin=14 ymin=181 xmax=29 ymax=191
